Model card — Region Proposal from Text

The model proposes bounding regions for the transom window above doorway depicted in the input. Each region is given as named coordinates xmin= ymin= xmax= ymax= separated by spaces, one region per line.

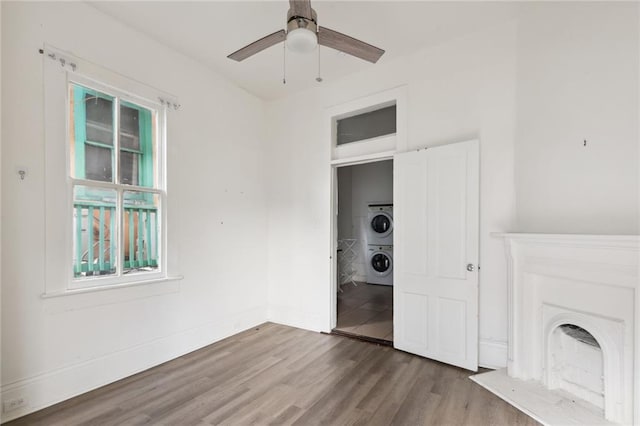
xmin=336 ymin=104 xmax=397 ymax=146
xmin=327 ymin=86 xmax=406 ymax=164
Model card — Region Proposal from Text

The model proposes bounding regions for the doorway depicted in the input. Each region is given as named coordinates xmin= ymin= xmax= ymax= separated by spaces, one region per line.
xmin=333 ymin=159 xmax=394 ymax=343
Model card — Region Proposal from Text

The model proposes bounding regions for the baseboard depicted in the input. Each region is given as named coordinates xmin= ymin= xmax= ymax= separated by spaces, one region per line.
xmin=478 ymin=338 xmax=508 ymax=369
xmin=0 ymin=307 xmax=267 ymax=423
xmin=470 ymin=369 xmax=615 ymax=426
xmin=267 ymin=305 xmax=327 ymax=333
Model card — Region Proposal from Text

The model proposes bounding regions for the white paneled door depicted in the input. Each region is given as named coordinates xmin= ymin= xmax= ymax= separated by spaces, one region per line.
xmin=393 ymin=140 xmax=479 ymax=371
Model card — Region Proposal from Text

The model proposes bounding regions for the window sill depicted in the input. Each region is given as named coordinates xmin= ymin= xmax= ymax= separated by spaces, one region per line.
xmin=41 ymin=275 xmax=183 ymax=299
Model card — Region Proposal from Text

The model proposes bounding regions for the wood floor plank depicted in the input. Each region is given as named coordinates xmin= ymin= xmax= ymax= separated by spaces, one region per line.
xmin=336 ymin=282 xmax=394 ymax=342
xmin=6 ymin=323 xmax=539 ymax=426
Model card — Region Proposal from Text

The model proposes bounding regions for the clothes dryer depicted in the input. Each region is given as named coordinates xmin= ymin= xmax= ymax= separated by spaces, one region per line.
xmin=367 ymin=204 xmax=393 ymax=245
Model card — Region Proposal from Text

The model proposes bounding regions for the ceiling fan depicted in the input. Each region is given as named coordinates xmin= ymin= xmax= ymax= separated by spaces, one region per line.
xmin=227 ymin=0 xmax=385 ymax=64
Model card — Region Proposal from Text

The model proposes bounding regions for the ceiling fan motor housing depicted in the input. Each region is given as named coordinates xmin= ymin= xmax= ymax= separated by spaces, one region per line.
xmin=287 ymin=16 xmax=318 ymax=33
xmin=286 ymin=7 xmax=318 ymax=53
xmin=287 ymin=7 xmax=317 ymax=25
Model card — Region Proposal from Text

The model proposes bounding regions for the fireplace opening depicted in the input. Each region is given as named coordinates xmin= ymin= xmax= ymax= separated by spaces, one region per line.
xmin=549 ymin=324 xmax=604 ymax=411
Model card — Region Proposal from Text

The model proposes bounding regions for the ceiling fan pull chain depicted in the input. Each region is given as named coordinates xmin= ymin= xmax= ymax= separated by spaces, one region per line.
xmin=283 ymin=40 xmax=287 ymax=85
xmin=316 ymin=45 xmax=323 ymax=83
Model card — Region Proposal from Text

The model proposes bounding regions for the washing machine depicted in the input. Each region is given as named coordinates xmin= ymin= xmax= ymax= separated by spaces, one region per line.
xmin=367 ymin=245 xmax=393 ymax=286
xmin=367 ymin=204 xmax=393 ymax=245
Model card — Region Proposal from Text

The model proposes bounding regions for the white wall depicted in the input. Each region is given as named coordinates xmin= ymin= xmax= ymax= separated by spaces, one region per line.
xmin=1 ymin=2 xmax=268 ymax=421
xmin=515 ymin=3 xmax=639 ymax=234
xmin=337 ymin=167 xmax=353 ymax=240
xmin=266 ymin=22 xmax=519 ymax=368
xmin=2 ymin=3 xmax=637 ymax=420
xmin=338 ymin=160 xmax=393 ymax=281
xmin=266 ymin=2 xmax=639 ymax=369
xmin=0 ymin=4 xmax=3 ymax=423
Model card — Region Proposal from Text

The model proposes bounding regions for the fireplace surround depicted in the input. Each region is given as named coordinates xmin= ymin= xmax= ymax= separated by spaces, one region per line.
xmin=473 ymin=234 xmax=639 ymax=425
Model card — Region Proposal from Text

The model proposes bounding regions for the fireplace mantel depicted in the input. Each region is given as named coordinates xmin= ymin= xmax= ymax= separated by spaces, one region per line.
xmin=476 ymin=233 xmax=639 ymax=425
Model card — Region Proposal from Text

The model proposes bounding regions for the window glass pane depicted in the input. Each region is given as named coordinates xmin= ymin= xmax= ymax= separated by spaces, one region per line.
xmin=85 ymin=94 xmax=114 ymax=146
xmin=120 ymin=151 xmax=140 ymax=186
xmin=123 ymin=191 xmax=160 ymax=275
xmin=336 ymin=105 xmax=396 ymax=145
xmin=73 ymin=185 xmax=117 ymax=278
xmin=69 ymin=83 xmax=115 ymax=181
xmin=85 ymin=144 xmax=113 ymax=182
xmin=120 ymin=102 xmax=156 ymax=188
xmin=120 ymin=105 xmax=140 ymax=150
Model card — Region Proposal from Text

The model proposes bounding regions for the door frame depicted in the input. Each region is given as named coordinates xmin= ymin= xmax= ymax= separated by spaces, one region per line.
xmin=329 ymin=152 xmax=395 ymax=330
xmin=324 ymin=85 xmax=407 ymax=331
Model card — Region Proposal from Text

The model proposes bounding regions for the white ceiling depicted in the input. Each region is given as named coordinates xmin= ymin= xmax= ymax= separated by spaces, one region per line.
xmin=90 ymin=1 xmax=519 ymax=100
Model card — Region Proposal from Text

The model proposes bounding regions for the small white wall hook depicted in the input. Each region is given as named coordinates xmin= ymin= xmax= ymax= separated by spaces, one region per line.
xmin=60 ymin=58 xmax=66 ymax=67
xmin=48 ymin=53 xmax=56 ymax=60
xmin=18 ymin=170 xmax=26 ymax=180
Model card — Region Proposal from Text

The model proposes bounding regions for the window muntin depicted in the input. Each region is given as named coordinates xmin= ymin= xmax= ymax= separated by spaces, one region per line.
xmin=69 ymin=82 xmax=162 ymax=283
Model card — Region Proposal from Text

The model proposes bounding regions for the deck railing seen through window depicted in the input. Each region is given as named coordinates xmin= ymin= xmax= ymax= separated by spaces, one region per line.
xmin=72 ymin=201 xmax=159 ymax=278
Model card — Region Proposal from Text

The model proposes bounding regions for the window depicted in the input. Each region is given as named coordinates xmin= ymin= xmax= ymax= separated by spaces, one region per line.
xmin=69 ymin=82 xmax=162 ymax=284
xmin=336 ymin=104 xmax=396 ymax=145
xmin=328 ymin=87 xmax=406 ymax=163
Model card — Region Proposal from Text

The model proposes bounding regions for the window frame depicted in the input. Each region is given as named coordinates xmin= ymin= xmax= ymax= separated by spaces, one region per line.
xmin=335 ymin=104 xmax=397 ymax=146
xmin=72 ymin=87 xmax=155 ymax=187
xmin=66 ymin=73 xmax=168 ymax=290
xmin=326 ymin=86 xmax=407 ymax=164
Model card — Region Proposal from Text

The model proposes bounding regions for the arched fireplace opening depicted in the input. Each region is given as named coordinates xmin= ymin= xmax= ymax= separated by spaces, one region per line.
xmin=549 ymin=323 xmax=604 ymax=411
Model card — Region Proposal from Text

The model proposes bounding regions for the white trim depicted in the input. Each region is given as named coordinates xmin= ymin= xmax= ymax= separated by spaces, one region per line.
xmin=69 ymin=178 xmax=166 ymax=194
xmin=268 ymin=307 xmax=326 ymax=334
xmin=42 ymin=275 xmax=183 ymax=299
xmin=43 ymin=45 xmax=177 ymax=107
xmin=330 ymin=150 xmax=395 ymax=167
xmin=329 ymin=164 xmax=338 ymax=331
xmin=68 ymin=72 xmax=163 ymax=113
xmin=0 ymin=310 xmax=265 ymax=423
xmin=326 ymin=85 xmax=408 ymax=162
xmin=495 ymin=233 xmax=639 ymax=424
xmin=333 ymin=135 xmax=397 ymax=161
xmin=43 ymin=49 xmax=171 ymax=295
xmin=326 ymin=86 xmax=407 ymax=333
xmin=492 ymin=232 xmax=639 ymax=245
xmin=471 ymin=369 xmax=618 ymax=426
xmin=479 ymin=339 xmax=508 ymax=369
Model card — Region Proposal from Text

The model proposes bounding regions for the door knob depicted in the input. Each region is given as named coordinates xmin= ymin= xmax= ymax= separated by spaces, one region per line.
xmin=466 ymin=264 xmax=475 ymax=272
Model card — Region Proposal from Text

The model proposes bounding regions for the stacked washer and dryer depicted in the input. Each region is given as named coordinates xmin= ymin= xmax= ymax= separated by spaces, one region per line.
xmin=366 ymin=204 xmax=394 ymax=286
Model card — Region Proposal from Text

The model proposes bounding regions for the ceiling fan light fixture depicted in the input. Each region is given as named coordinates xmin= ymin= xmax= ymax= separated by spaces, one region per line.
xmin=286 ymin=28 xmax=318 ymax=54
xmin=227 ymin=0 xmax=384 ymax=65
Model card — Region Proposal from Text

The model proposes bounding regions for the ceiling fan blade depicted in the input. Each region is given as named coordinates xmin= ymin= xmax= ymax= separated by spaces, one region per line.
xmin=289 ymin=0 xmax=313 ymax=19
xmin=227 ymin=30 xmax=286 ymax=62
xmin=318 ymin=27 xmax=385 ymax=63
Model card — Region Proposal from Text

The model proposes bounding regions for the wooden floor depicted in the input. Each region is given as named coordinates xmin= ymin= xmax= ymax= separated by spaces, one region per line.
xmin=8 ymin=323 xmax=539 ymax=426
xmin=335 ymin=282 xmax=393 ymax=341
